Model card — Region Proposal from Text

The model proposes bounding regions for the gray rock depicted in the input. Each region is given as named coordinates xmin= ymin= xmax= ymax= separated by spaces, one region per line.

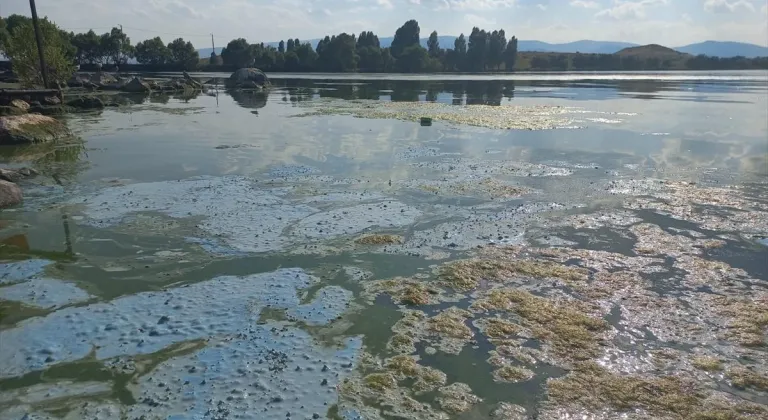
xmin=0 ymin=180 xmax=22 ymax=208
xmin=0 ymin=114 xmax=72 ymax=145
xmin=0 ymin=167 xmax=38 ymax=183
xmin=10 ymin=100 xmax=29 ymax=111
xmin=90 ymin=72 xmax=118 ymax=87
xmin=42 ymin=96 xmax=61 ymax=106
xmin=226 ymin=68 xmax=270 ymax=89
xmin=66 ymin=96 xmax=104 ymax=110
xmin=121 ymin=77 xmax=152 ymax=93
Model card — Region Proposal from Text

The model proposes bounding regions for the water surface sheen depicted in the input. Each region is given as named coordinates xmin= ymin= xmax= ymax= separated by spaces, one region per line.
xmin=0 ymin=72 xmax=767 ymax=420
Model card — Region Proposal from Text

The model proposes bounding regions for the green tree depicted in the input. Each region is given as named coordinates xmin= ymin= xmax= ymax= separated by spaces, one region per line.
xmin=278 ymin=40 xmax=285 ymax=53
xmin=317 ymin=34 xmax=358 ymax=72
xmin=488 ymin=30 xmax=506 ymax=70
xmin=391 ymin=20 xmax=420 ymax=58
xmin=0 ymin=17 xmax=8 ymax=53
xmin=395 ymin=44 xmax=429 ymax=73
xmin=221 ymin=38 xmax=254 ymax=67
xmin=102 ymin=27 xmax=133 ymax=65
xmin=427 ymin=31 xmax=440 ymax=57
xmin=357 ymin=46 xmax=382 ymax=72
xmin=294 ymin=42 xmax=318 ymax=71
xmin=452 ymin=33 xmax=467 ymax=71
xmin=467 ymin=27 xmax=489 ymax=71
xmin=284 ymin=51 xmax=300 ymax=71
xmin=286 ymin=39 xmax=295 ymax=52
xmin=503 ymin=36 xmax=518 ymax=71
xmin=167 ymin=38 xmax=198 ymax=69
xmin=135 ymin=36 xmax=170 ymax=65
xmin=72 ymin=30 xmax=102 ymax=64
xmin=4 ymin=20 xmax=75 ymax=87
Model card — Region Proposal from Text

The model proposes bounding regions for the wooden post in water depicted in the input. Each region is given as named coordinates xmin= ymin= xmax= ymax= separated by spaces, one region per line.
xmin=29 ymin=0 xmax=50 ymax=89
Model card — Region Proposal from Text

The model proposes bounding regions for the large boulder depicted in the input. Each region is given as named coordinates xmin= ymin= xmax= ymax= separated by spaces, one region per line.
xmin=66 ymin=96 xmax=105 ymax=110
xmin=0 ymin=114 xmax=72 ymax=145
xmin=226 ymin=68 xmax=269 ymax=89
xmin=0 ymin=180 xmax=22 ymax=208
xmin=90 ymin=72 xmax=118 ymax=87
xmin=122 ymin=77 xmax=152 ymax=93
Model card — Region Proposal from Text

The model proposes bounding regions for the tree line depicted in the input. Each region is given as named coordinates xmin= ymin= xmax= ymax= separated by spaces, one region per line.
xmin=218 ymin=21 xmax=519 ymax=73
xmin=1 ymin=14 xmax=766 ymax=87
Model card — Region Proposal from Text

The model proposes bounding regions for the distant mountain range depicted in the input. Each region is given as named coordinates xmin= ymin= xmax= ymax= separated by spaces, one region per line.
xmin=198 ymin=39 xmax=768 ymax=59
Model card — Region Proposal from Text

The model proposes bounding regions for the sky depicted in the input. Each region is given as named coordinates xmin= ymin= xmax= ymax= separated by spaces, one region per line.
xmin=2 ymin=0 xmax=767 ymax=48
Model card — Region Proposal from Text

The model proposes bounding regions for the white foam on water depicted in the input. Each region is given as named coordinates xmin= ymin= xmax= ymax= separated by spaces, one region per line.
xmin=0 ymin=268 xmax=353 ymax=379
xmin=0 ymin=278 xmax=92 ymax=309
xmin=0 ymin=260 xmax=52 ymax=285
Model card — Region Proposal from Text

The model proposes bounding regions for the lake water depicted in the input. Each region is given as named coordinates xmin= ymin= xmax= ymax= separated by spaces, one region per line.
xmin=0 ymin=72 xmax=767 ymax=419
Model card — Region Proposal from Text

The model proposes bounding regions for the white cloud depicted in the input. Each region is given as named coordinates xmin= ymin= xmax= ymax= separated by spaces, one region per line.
xmin=439 ymin=0 xmax=516 ymax=11
xmin=704 ymin=0 xmax=755 ymax=13
xmin=465 ymin=13 xmax=498 ymax=26
xmin=570 ymin=0 xmax=600 ymax=9
xmin=536 ymin=4 xmax=547 ymax=11
xmin=376 ymin=0 xmax=394 ymax=9
xmin=596 ymin=0 xmax=668 ymax=20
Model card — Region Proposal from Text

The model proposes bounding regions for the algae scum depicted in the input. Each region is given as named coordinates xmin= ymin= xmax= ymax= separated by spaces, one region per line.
xmin=1 ymin=73 xmax=767 ymax=419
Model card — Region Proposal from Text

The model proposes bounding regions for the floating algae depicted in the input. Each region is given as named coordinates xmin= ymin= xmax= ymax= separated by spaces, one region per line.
xmin=363 ymin=277 xmax=445 ymax=306
xmin=437 ymin=257 xmax=588 ymax=291
xmin=726 ymin=365 xmax=768 ymax=391
xmin=691 ymin=356 xmax=723 ymax=372
xmin=492 ymin=365 xmax=535 ymax=383
xmin=435 ymin=382 xmax=482 ymax=414
xmin=296 ymin=99 xmax=584 ymax=130
xmin=471 ymin=288 xmax=609 ymax=364
xmin=355 ymin=234 xmax=404 ymax=245
xmin=339 ymin=353 xmax=453 ymax=419
xmin=543 ymin=361 xmax=768 ymax=420
xmin=388 ymin=308 xmax=474 ymax=355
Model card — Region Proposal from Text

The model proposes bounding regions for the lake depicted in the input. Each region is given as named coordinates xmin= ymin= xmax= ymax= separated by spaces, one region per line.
xmin=0 ymin=71 xmax=767 ymax=419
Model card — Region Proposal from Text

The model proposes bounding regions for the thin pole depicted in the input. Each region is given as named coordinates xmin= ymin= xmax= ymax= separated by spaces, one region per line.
xmin=211 ymin=33 xmax=215 ymax=52
xmin=29 ymin=0 xmax=50 ymax=88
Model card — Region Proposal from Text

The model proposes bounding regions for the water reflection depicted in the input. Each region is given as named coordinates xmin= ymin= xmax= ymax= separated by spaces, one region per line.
xmin=270 ymin=77 xmax=765 ymax=104
xmin=227 ymin=89 xmax=268 ymax=109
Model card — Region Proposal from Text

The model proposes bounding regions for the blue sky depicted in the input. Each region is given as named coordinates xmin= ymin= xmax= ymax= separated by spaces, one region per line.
xmin=3 ymin=0 xmax=767 ymax=48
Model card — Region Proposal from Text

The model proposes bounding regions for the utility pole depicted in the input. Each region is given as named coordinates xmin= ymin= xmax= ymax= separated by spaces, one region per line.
xmin=29 ymin=0 xmax=50 ymax=88
xmin=211 ymin=33 xmax=215 ymax=53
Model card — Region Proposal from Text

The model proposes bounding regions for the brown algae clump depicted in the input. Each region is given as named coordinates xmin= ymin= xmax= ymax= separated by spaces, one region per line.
xmin=427 ymin=307 xmax=473 ymax=340
xmin=711 ymin=295 xmax=768 ymax=347
xmin=387 ymin=333 xmax=416 ymax=354
xmin=363 ymin=277 xmax=441 ymax=306
xmin=363 ymin=372 xmax=398 ymax=391
xmin=493 ymin=365 xmax=535 ymax=383
xmin=472 ymin=289 xmax=608 ymax=362
xmin=475 ymin=317 xmax=523 ymax=339
xmin=436 ymin=382 xmax=482 ymax=414
xmin=727 ymin=366 xmax=768 ymax=391
xmin=691 ymin=356 xmax=723 ymax=372
xmin=546 ymin=361 xmax=767 ymax=419
xmin=389 ymin=308 xmax=474 ymax=354
xmin=355 ymin=234 xmax=404 ymax=245
xmin=438 ymin=258 xmax=588 ymax=291
xmin=385 ymin=355 xmax=447 ymax=393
